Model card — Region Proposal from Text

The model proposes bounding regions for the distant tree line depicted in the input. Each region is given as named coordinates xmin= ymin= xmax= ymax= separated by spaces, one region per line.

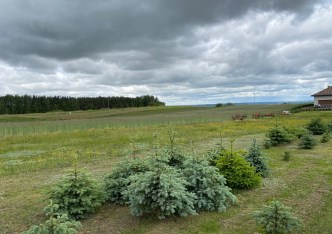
xmin=0 ymin=94 xmax=165 ymax=114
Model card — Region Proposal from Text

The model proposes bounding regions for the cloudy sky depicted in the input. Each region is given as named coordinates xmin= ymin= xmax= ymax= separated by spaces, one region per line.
xmin=0 ymin=0 xmax=331 ymax=105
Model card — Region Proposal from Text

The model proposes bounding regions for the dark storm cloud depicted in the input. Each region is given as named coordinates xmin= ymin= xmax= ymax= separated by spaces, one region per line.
xmin=0 ymin=0 xmax=319 ymax=62
xmin=0 ymin=0 xmax=331 ymax=104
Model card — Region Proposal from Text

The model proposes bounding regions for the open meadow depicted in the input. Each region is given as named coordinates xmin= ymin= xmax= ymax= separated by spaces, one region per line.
xmin=0 ymin=104 xmax=331 ymax=233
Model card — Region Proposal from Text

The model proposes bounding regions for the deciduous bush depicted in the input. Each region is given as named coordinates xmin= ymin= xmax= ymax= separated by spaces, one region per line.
xmin=307 ymin=118 xmax=326 ymax=135
xmin=123 ymin=163 xmax=197 ymax=219
xmin=253 ymin=201 xmax=302 ymax=234
xmin=215 ymin=150 xmax=261 ymax=189
xmin=23 ymin=200 xmax=82 ymax=234
xmin=298 ymin=133 xmax=316 ymax=149
xmin=245 ymin=139 xmax=269 ymax=177
xmin=266 ymin=126 xmax=294 ymax=146
xmin=104 ymin=158 xmax=150 ymax=205
xmin=48 ymin=168 xmax=105 ymax=220
xmin=182 ymin=157 xmax=237 ymax=212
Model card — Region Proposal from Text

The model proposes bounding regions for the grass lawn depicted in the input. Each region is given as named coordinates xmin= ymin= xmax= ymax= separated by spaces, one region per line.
xmin=0 ymin=104 xmax=331 ymax=233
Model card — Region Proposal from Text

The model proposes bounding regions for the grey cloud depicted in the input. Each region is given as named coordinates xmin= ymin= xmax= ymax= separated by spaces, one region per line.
xmin=0 ymin=0 xmax=331 ymax=104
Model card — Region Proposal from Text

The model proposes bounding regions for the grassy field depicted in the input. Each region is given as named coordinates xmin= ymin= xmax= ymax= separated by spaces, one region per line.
xmin=0 ymin=104 xmax=331 ymax=233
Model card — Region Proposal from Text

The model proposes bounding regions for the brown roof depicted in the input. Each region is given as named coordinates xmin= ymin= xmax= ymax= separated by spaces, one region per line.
xmin=312 ymin=86 xmax=332 ymax=96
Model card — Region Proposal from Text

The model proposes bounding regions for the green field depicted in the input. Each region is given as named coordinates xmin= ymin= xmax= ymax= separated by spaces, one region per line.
xmin=0 ymin=104 xmax=331 ymax=233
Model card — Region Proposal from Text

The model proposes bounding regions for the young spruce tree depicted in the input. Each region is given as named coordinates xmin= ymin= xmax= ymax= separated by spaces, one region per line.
xmin=23 ymin=200 xmax=82 ymax=234
xmin=215 ymin=140 xmax=261 ymax=189
xmin=253 ymin=201 xmax=302 ymax=234
xmin=182 ymin=156 xmax=237 ymax=212
xmin=48 ymin=165 xmax=105 ymax=220
xmin=245 ymin=139 xmax=269 ymax=178
xmin=123 ymin=163 xmax=197 ymax=219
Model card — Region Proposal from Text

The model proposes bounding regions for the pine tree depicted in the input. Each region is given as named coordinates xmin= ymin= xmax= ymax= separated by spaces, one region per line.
xmin=245 ymin=139 xmax=269 ymax=177
xmin=253 ymin=201 xmax=302 ymax=234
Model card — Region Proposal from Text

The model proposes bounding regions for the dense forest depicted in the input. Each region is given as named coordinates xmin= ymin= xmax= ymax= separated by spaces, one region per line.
xmin=0 ymin=95 xmax=165 ymax=114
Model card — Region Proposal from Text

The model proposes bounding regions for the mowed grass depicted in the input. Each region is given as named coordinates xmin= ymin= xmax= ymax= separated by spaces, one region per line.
xmin=0 ymin=105 xmax=331 ymax=233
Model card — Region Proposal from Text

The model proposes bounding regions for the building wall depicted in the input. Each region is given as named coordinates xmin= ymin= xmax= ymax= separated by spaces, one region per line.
xmin=314 ymin=96 xmax=332 ymax=106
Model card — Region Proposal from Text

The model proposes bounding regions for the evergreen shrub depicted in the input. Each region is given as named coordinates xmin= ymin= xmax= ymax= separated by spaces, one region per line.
xmin=215 ymin=150 xmax=261 ymax=189
xmin=282 ymin=151 xmax=291 ymax=161
xmin=245 ymin=139 xmax=269 ymax=177
xmin=307 ymin=118 xmax=326 ymax=135
xmin=23 ymin=200 xmax=82 ymax=234
xmin=48 ymin=168 xmax=105 ymax=220
xmin=321 ymin=132 xmax=330 ymax=143
xmin=182 ymin=157 xmax=237 ymax=212
xmin=298 ymin=133 xmax=316 ymax=149
xmin=104 ymin=158 xmax=150 ymax=205
xmin=327 ymin=123 xmax=332 ymax=132
xmin=205 ymin=145 xmax=226 ymax=166
xmin=266 ymin=126 xmax=294 ymax=146
xmin=286 ymin=127 xmax=310 ymax=139
xmin=123 ymin=164 xmax=197 ymax=219
xmin=161 ymin=128 xmax=186 ymax=168
xmin=253 ymin=201 xmax=302 ymax=234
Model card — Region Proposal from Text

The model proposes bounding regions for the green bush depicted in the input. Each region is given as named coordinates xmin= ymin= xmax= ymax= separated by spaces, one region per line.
xmin=123 ymin=164 xmax=197 ymax=219
xmin=182 ymin=157 xmax=237 ymax=212
xmin=321 ymin=132 xmax=330 ymax=143
xmin=215 ymin=150 xmax=261 ymax=189
xmin=160 ymin=129 xmax=187 ymax=168
xmin=327 ymin=123 xmax=332 ymax=132
xmin=286 ymin=127 xmax=310 ymax=139
xmin=104 ymin=158 xmax=150 ymax=205
xmin=266 ymin=126 xmax=294 ymax=146
xmin=282 ymin=151 xmax=292 ymax=161
xmin=263 ymin=138 xmax=272 ymax=149
xmin=22 ymin=200 xmax=82 ymax=234
xmin=307 ymin=118 xmax=326 ymax=135
xmin=205 ymin=144 xmax=226 ymax=166
xmin=298 ymin=133 xmax=316 ymax=149
xmin=245 ymin=139 xmax=269 ymax=177
xmin=253 ymin=201 xmax=302 ymax=234
xmin=161 ymin=145 xmax=186 ymax=168
xmin=48 ymin=168 xmax=105 ymax=220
